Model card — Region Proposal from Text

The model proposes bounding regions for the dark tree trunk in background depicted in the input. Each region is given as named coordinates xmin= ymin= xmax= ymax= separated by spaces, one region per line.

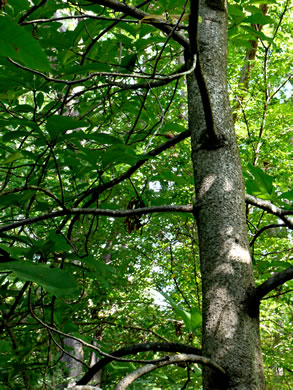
xmin=187 ymin=0 xmax=265 ymax=388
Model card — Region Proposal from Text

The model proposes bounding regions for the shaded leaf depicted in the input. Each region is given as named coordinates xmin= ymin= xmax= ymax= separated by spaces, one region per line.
xmin=0 ymin=16 xmax=50 ymax=71
xmin=244 ymin=13 xmax=274 ymax=25
xmin=46 ymin=115 xmax=88 ymax=139
xmin=279 ymin=190 xmax=293 ymax=201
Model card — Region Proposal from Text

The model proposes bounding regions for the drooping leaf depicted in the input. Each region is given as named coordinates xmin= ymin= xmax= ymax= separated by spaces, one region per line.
xmin=151 ymin=171 xmax=189 ymax=185
xmin=0 ymin=340 xmax=11 ymax=353
xmin=228 ymin=4 xmax=245 ymax=17
xmin=0 ymin=261 xmax=78 ymax=298
xmin=158 ymin=290 xmax=202 ymax=332
xmin=78 ymin=255 xmax=117 ymax=275
xmin=240 ymin=25 xmax=273 ymax=42
xmin=0 ymin=16 xmax=50 ymax=71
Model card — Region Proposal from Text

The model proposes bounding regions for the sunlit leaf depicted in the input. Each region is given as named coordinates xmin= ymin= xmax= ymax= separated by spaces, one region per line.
xmin=158 ymin=290 xmax=202 ymax=332
xmin=0 ymin=261 xmax=78 ymax=298
xmin=244 ymin=163 xmax=276 ymax=200
xmin=2 ymin=151 xmax=24 ymax=164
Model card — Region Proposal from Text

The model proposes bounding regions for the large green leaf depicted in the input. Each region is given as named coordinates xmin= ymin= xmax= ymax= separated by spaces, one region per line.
xmin=101 ymin=144 xmax=150 ymax=167
xmin=0 ymin=261 xmax=78 ymax=298
xmin=243 ymin=13 xmax=274 ymax=25
xmin=2 ymin=152 xmax=24 ymax=164
xmin=228 ymin=4 xmax=245 ymax=17
xmin=0 ymin=16 xmax=50 ymax=71
xmin=244 ymin=163 xmax=276 ymax=200
xmin=46 ymin=115 xmax=89 ymax=139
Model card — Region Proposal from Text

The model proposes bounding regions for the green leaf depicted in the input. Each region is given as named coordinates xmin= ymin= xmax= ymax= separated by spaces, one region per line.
xmin=160 ymin=123 xmax=187 ymax=133
xmin=0 ymin=340 xmax=11 ymax=353
xmin=45 ymin=231 xmax=72 ymax=253
xmin=46 ymin=115 xmax=89 ymax=139
xmin=244 ymin=13 xmax=274 ymax=26
xmin=101 ymin=145 xmax=149 ymax=168
xmin=230 ymin=38 xmax=255 ymax=49
xmin=158 ymin=291 xmax=202 ymax=332
xmin=0 ymin=193 xmax=26 ymax=207
xmin=2 ymin=151 xmax=24 ymax=164
xmin=228 ymin=4 xmax=245 ymax=17
xmin=0 ymin=261 xmax=78 ymax=297
xmin=64 ymin=62 xmax=113 ymax=75
xmin=244 ymin=163 xmax=276 ymax=200
xmin=248 ymin=0 xmax=277 ymax=5
xmin=77 ymin=255 xmax=116 ymax=274
xmin=6 ymin=0 xmax=30 ymax=16
xmin=36 ymin=92 xmax=44 ymax=108
xmin=65 ymin=131 xmax=123 ymax=145
xmin=240 ymin=25 xmax=272 ymax=42
xmin=0 ymin=16 xmax=50 ymax=71
xmin=119 ymin=53 xmax=137 ymax=73
xmin=279 ymin=190 xmax=293 ymax=201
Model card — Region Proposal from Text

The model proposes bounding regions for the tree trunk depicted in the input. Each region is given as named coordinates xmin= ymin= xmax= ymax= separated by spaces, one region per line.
xmin=62 ymin=338 xmax=84 ymax=385
xmin=187 ymin=1 xmax=265 ymax=388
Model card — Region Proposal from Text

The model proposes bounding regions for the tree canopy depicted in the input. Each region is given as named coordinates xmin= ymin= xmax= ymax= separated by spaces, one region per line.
xmin=0 ymin=0 xmax=292 ymax=389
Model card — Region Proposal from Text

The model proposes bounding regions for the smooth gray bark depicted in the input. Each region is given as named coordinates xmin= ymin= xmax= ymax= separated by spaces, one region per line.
xmin=62 ymin=338 xmax=84 ymax=383
xmin=187 ymin=0 xmax=265 ymax=389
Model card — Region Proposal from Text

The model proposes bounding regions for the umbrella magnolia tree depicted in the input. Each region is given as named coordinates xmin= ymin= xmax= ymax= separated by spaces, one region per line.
xmin=0 ymin=0 xmax=292 ymax=389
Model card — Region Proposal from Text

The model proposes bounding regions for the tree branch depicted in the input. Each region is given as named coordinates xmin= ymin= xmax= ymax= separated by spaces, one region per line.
xmin=114 ymin=353 xmax=226 ymax=390
xmin=89 ymin=0 xmax=189 ymax=49
xmin=246 ymin=266 xmax=293 ymax=317
xmin=77 ymin=129 xmax=191 ymax=206
xmin=2 ymin=193 xmax=292 ymax=234
xmin=21 ymin=14 xmax=187 ymax=30
xmin=249 ymin=223 xmax=286 ymax=247
xmin=0 ymin=205 xmax=193 ymax=233
xmin=8 ymin=54 xmax=196 ymax=85
xmin=28 ymin=298 xmax=179 ymax=367
xmin=245 ymin=194 xmax=293 ymax=229
xmin=77 ymin=342 xmax=201 ymax=385
xmin=0 ymin=185 xmax=63 ymax=207
xmin=254 ymin=266 xmax=293 ymax=301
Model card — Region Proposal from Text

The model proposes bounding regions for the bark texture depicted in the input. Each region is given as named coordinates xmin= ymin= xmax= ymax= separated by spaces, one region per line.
xmin=187 ymin=1 xmax=265 ymax=389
